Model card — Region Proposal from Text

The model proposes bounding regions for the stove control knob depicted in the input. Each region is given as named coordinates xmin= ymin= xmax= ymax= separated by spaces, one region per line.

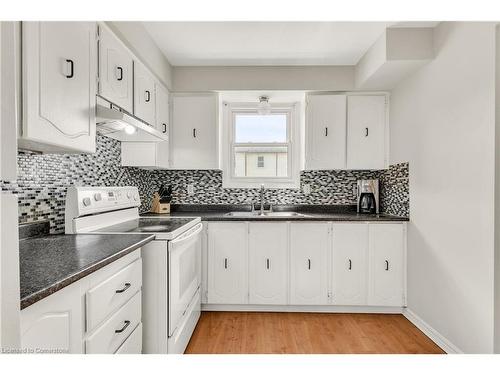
xmin=133 ymin=194 xmax=139 ymax=201
xmin=127 ymin=191 xmax=132 ymax=199
xmin=94 ymin=193 xmax=102 ymax=201
xmin=82 ymin=197 xmax=91 ymax=207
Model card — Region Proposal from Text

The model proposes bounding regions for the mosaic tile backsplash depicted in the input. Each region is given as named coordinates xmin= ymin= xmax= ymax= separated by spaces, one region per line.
xmin=1 ymin=136 xmax=409 ymax=233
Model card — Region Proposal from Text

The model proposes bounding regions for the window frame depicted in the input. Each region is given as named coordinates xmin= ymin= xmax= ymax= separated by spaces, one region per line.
xmin=222 ymin=102 xmax=301 ymax=189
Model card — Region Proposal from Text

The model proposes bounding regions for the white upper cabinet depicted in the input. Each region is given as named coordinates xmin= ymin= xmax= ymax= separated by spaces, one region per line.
xmin=332 ymin=223 xmax=369 ymax=306
xmin=21 ymin=22 xmax=97 ymax=153
xmin=207 ymin=222 xmax=248 ymax=304
xmin=290 ymin=223 xmax=330 ymax=305
xmin=155 ymin=82 xmax=170 ymax=134
xmin=368 ymin=224 xmax=405 ymax=306
xmin=248 ymin=223 xmax=288 ymax=305
xmin=346 ymin=95 xmax=387 ymax=170
xmin=170 ymin=93 xmax=218 ymax=170
xmin=306 ymin=94 xmax=347 ymax=170
xmin=133 ymin=62 xmax=156 ymax=126
xmin=98 ymin=25 xmax=133 ymax=113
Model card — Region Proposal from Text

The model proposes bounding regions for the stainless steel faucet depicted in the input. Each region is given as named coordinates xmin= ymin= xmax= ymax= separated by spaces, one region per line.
xmin=259 ymin=184 xmax=265 ymax=215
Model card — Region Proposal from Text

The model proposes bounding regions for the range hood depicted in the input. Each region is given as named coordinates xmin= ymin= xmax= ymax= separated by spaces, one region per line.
xmin=96 ymin=96 xmax=168 ymax=143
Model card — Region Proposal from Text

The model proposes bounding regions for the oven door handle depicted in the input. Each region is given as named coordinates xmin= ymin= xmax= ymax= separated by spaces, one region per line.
xmin=170 ymin=223 xmax=203 ymax=245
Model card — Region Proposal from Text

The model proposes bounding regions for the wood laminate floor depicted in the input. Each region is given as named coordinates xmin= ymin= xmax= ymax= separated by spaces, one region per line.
xmin=185 ymin=312 xmax=445 ymax=354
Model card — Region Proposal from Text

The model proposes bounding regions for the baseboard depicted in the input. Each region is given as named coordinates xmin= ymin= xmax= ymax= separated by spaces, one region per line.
xmin=403 ymin=308 xmax=463 ymax=354
xmin=202 ymin=304 xmax=404 ymax=314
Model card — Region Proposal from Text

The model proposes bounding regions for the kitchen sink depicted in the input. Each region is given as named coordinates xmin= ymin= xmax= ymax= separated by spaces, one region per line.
xmin=224 ymin=211 xmax=310 ymax=218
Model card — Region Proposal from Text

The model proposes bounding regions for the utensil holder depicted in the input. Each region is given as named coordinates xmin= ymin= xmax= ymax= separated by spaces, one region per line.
xmin=151 ymin=192 xmax=170 ymax=214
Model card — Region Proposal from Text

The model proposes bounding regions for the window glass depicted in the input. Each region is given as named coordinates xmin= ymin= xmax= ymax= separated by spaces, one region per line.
xmin=234 ymin=146 xmax=288 ymax=178
xmin=234 ymin=114 xmax=287 ymax=143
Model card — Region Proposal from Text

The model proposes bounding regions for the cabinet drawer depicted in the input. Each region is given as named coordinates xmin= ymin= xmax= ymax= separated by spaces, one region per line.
xmin=115 ymin=323 xmax=142 ymax=354
xmin=86 ymin=258 xmax=142 ymax=331
xmin=85 ymin=291 xmax=141 ymax=354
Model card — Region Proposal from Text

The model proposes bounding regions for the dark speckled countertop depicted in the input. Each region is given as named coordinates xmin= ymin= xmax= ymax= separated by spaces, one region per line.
xmin=142 ymin=204 xmax=409 ymax=222
xmin=19 ymin=232 xmax=155 ymax=310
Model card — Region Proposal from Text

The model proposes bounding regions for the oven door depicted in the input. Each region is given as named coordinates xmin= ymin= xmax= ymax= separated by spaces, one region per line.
xmin=168 ymin=223 xmax=203 ymax=337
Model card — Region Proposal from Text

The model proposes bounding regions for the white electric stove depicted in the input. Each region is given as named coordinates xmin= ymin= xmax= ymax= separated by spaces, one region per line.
xmin=65 ymin=186 xmax=202 ymax=354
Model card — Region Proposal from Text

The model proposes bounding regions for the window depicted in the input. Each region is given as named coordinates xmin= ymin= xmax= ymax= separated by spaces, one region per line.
xmin=257 ymin=156 xmax=265 ymax=168
xmin=222 ymin=102 xmax=300 ymax=188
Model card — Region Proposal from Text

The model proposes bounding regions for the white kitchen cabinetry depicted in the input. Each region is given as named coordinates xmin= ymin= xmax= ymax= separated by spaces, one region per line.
xmin=20 ymin=281 xmax=84 ymax=354
xmin=155 ymin=82 xmax=170 ymax=134
xmin=290 ymin=223 xmax=330 ymax=305
xmin=346 ymin=95 xmax=387 ymax=170
xmin=248 ymin=223 xmax=288 ymax=305
xmin=368 ymin=224 xmax=405 ymax=306
xmin=170 ymin=93 xmax=218 ymax=169
xmin=306 ymin=94 xmax=347 ymax=170
xmin=20 ymin=250 xmax=142 ymax=354
xmin=121 ymin=142 xmax=169 ymax=169
xmin=332 ymin=224 xmax=368 ymax=305
xmin=20 ymin=22 xmax=97 ymax=153
xmin=207 ymin=222 xmax=248 ymax=304
xmin=133 ymin=62 xmax=156 ymax=126
xmin=98 ymin=25 xmax=134 ymax=113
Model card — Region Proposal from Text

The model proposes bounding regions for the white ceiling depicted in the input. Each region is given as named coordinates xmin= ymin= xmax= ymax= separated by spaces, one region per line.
xmin=142 ymin=22 xmax=398 ymax=66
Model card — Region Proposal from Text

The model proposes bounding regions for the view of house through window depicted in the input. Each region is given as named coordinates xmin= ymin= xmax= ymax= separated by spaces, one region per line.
xmin=233 ymin=113 xmax=289 ymax=178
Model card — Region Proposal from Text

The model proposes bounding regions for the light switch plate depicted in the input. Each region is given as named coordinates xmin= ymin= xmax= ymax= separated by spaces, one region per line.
xmin=187 ymin=184 xmax=194 ymax=195
xmin=303 ymin=184 xmax=311 ymax=195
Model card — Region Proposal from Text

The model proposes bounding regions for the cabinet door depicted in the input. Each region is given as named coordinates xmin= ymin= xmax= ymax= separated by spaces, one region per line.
xmin=248 ymin=223 xmax=288 ymax=305
xmin=133 ymin=62 xmax=156 ymax=126
xmin=290 ymin=223 xmax=330 ymax=305
xmin=332 ymin=223 xmax=368 ymax=305
xmin=21 ymin=281 xmax=83 ymax=354
xmin=155 ymin=83 xmax=170 ymax=169
xmin=22 ymin=22 xmax=96 ymax=153
xmin=171 ymin=94 xmax=218 ymax=169
xmin=368 ymin=224 xmax=405 ymax=306
xmin=346 ymin=95 xmax=386 ymax=170
xmin=98 ymin=25 xmax=133 ymax=113
xmin=306 ymin=94 xmax=347 ymax=169
xmin=207 ymin=222 xmax=248 ymax=304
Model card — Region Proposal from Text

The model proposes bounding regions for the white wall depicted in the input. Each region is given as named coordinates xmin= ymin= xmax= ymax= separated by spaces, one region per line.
xmin=495 ymin=25 xmax=500 ymax=354
xmin=390 ymin=22 xmax=496 ymax=353
xmin=173 ymin=66 xmax=354 ymax=92
xmin=107 ymin=22 xmax=173 ymax=89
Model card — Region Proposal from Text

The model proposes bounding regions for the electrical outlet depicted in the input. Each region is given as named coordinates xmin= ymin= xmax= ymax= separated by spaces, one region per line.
xmin=303 ymin=184 xmax=311 ymax=195
xmin=187 ymin=184 xmax=194 ymax=195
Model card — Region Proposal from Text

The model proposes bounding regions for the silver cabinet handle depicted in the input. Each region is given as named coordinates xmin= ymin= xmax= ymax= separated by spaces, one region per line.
xmin=115 ymin=320 xmax=130 ymax=334
xmin=266 ymin=258 xmax=270 ymax=270
xmin=162 ymin=123 xmax=167 ymax=133
xmin=145 ymin=90 xmax=151 ymax=102
xmin=224 ymin=258 xmax=228 ymax=269
xmin=115 ymin=283 xmax=131 ymax=293
xmin=307 ymin=259 xmax=311 ymax=270
xmin=348 ymin=259 xmax=352 ymax=270
xmin=385 ymin=260 xmax=389 ymax=271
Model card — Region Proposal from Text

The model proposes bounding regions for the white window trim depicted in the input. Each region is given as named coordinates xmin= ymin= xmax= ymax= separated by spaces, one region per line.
xmin=222 ymin=102 xmax=301 ymax=189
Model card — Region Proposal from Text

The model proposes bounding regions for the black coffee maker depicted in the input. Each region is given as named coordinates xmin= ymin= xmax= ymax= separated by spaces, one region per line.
xmin=357 ymin=179 xmax=379 ymax=214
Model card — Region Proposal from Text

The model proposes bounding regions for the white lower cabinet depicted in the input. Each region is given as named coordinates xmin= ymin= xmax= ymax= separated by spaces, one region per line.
xmin=368 ymin=224 xmax=405 ymax=306
xmin=248 ymin=223 xmax=288 ymax=305
xmin=207 ymin=222 xmax=248 ymax=304
xmin=20 ymin=249 xmax=143 ymax=354
xmin=332 ymin=223 xmax=369 ymax=306
xmin=290 ymin=223 xmax=330 ymax=305
xmin=20 ymin=281 xmax=84 ymax=354
xmin=204 ymin=221 xmax=406 ymax=310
